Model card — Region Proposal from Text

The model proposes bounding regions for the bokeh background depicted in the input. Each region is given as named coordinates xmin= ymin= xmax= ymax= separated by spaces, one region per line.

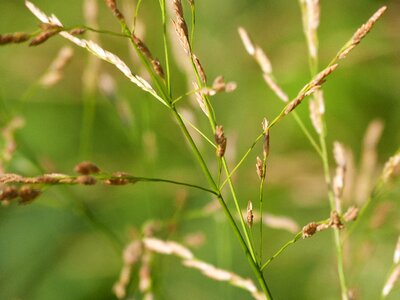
xmin=0 ymin=0 xmax=399 ymax=299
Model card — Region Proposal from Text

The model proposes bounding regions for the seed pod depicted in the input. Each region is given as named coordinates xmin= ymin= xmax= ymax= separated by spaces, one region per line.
xmin=215 ymin=126 xmax=227 ymax=157
xmin=74 ymin=161 xmax=100 ymax=175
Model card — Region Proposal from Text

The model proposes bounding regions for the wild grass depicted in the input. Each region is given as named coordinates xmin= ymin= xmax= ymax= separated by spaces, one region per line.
xmin=0 ymin=1 xmax=399 ymax=299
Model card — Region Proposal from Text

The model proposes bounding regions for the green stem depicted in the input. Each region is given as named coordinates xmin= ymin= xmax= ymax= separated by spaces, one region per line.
xmin=159 ymin=0 xmax=171 ymax=96
xmin=222 ymin=158 xmax=257 ymax=263
xmin=261 ymin=232 xmax=302 ymax=270
xmin=319 ymin=133 xmax=349 ymax=300
xmin=170 ymin=107 xmax=273 ymax=299
xmin=292 ymin=111 xmax=323 ymax=157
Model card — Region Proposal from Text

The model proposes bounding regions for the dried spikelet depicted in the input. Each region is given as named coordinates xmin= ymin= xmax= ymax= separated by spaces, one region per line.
xmin=381 ymin=152 xmax=400 ymax=183
xmin=394 ymin=236 xmax=400 ymax=264
xmin=262 ymin=118 xmax=270 ymax=159
xmin=328 ymin=210 xmax=344 ymax=229
xmin=254 ymin=46 xmax=272 ymax=74
xmin=40 ymin=46 xmax=74 ymax=87
xmin=300 ymin=0 xmax=320 ymax=58
xmin=18 ymin=186 xmax=41 ymax=204
xmin=247 ymin=200 xmax=254 ymax=228
xmin=69 ymin=28 xmax=86 ymax=35
xmin=132 ymin=33 xmax=153 ymax=61
xmin=302 ymin=222 xmax=318 ymax=238
xmin=256 ymin=156 xmax=264 ymax=180
xmin=105 ymin=0 xmax=125 ymax=21
xmin=192 ymin=82 xmax=209 ymax=116
xmin=105 ymin=172 xmax=130 ymax=185
xmin=215 ymin=125 xmax=227 ymax=157
xmin=285 ymin=64 xmax=338 ymax=115
xmin=339 ymin=6 xmax=387 ymax=60
xmin=343 ymin=206 xmax=359 ymax=222
xmin=0 ymin=32 xmax=31 ymax=45
xmin=74 ymin=161 xmax=100 ymax=175
xmin=238 ymin=27 xmax=255 ymax=56
xmin=202 ymin=76 xmax=237 ymax=96
xmin=29 ymin=25 xmax=61 ymax=46
xmin=75 ymin=175 xmax=97 ymax=185
xmin=382 ymin=265 xmax=400 ymax=297
xmin=151 ymin=59 xmax=164 ymax=78
xmin=25 ymin=1 xmax=160 ymax=101
xmin=172 ymin=0 xmax=191 ymax=55
xmin=309 ymin=90 xmax=325 ymax=134
xmin=262 ymin=74 xmax=289 ymax=102
xmin=333 ymin=141 xmax=347 ymax=213
xmin=192 ymin=54 xmax=207 ymax=83
xmin=0 ymin=186 xmax=19 ymax=201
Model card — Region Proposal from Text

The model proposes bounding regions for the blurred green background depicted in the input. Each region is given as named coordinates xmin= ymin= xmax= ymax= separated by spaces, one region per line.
xmin=0 ymin=0 xmax=399 ymax=299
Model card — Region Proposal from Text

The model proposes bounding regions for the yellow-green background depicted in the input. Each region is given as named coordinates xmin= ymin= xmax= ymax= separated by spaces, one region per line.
xmin=0 ymin=0 xmax=399 ymax=299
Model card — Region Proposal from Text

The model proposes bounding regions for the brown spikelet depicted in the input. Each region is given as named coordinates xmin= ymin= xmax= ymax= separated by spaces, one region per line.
xmin=132 ymin=33 xmax=153 ymax=61
xmin=36 ymin=175 xmax=61 ymax=184
xmin=105 ymin=172 xmax=130 ymax=185
xmin=302 ymin=222 xmax=318 ymax=238
xmin=284 ymin=64 xmax=338 ymax=115
xmin=29 ymin=29 xmax=60 ymax=46
xmin=343 ymin=206 xmax=359 ymax=222
xmin=18 ymin=186 xmax=41 ymax=204
xmin=173 ymin=0 xmax=191 ymax=54
xmin=76 ymin=175 xmax=97 ymax=185
xmin=74 ymin=161 xmax=100 ymax=175
xmin=247 ymin=200 xmax=254 ymax=228
xmin=339 ymin=6 xmax=387 ymax=60
xmin=215 ymin=126 xmax=227 ymax=157
xmin=192 ymin=54 xmax=206 ymax=83
xmin=0 ymin=186 xmax=19 ymax=201
xmin=0 ymin=32 xmax=31 ymax=45
xmin=256 ymin=156 xmax=264 ymax=179
xmin=105 ymin=0 xmax=125 ymax=21
xmin=262 ymin=118 xmax=270 ymax=159
xmin=151 ymin=59 xmax=165 ymax=79
xmin=69 ymin=28 xmax=86 ymax=35
xmin=328 ymin=210 xmax=344 ymax=229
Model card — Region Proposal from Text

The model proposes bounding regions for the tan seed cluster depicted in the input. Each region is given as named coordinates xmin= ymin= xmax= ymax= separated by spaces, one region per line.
xmin=339 ymin=6 xmax=387 ymax=60
xmin=247 ymin=200 xmax=254 ymax=228
xmin=172 ymin=0 xmax=191 ymax=55
xmin=238 ymin=27 xmax=288 ymax=103
xmin=333 ymin=141 xmax=347 ymax=213
xmin=132 ymin=33 xmax=164 ymax=79
xmin=74 ymin=161 xmax=100 ymax=175
xmin=215 ymin=125 xmax=227 ymax=157
xmin=105 ymin=0 xmax=125 ymax=21
xmin=0 ymin=32 xmax=31 ymax=45
xmin=382 ymin=152 xmax=400 ymax=183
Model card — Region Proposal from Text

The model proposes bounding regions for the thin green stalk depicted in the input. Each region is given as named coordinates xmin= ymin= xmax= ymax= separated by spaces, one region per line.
xmin=261 ymin=232 xmax=302 ymax=270
xmin=220 ymin=132 xmax=264 ymax=189
xmin=170 ymin=107 xmax=273 ymax=299
xmin=292 ymin=111 xmax=323 ymax=157
xmin=178 ymin=112 xmax=216 ymax=147
xmin=159 ymin=0 xmax=171 ymax=96
xmin=221 ymin=159 xmax=257 ymax=263
xmin=259 ymin=179 xmax=264 ymax=263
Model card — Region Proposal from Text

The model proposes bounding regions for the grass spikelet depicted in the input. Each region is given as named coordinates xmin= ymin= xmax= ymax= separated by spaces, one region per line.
xmin=104 ymin=0 xmax=125 ymax=21
xmin=172 ymin=0 xmax=191 ymax=54
xmin=338 ymin=6 xmax=387 ymax=60
xmin=381 ymin=151 xmax=400 ymax=183
xmin=333 ymin=141 xmax=347 ymax=213
xmin=247 ymin=200 xmax=254 ymax=228
xmin=215 ymin=125 xmax=227 ymax=157
xmin=192 ymin=54 xmax=206 ymax=83
xmin=308 ymin=90 xmax=324 ymax=134
xmin=0 ymin=32 xmax=31 ymax=45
